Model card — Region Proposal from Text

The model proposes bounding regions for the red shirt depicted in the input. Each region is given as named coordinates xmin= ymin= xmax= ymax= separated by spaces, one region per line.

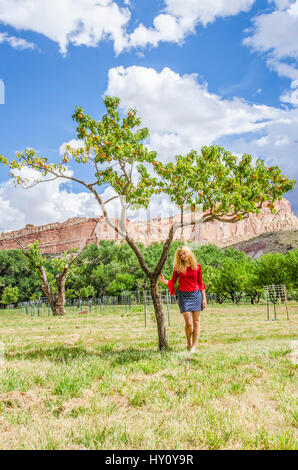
xmin=168 ymin=263 xmax=206 ymax=296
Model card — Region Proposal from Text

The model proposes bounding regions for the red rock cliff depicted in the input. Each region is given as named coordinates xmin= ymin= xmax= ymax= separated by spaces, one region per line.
xmin=0 ymin=198 xmax=297 ymax=253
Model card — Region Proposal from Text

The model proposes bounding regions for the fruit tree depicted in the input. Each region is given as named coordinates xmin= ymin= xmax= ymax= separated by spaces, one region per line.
xmin=0 ymin=96 xmax=295 ymax=349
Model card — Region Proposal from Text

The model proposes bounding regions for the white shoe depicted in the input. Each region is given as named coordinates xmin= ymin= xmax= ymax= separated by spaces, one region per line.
xmin=189 ymin=347 xmax=196 ymax=353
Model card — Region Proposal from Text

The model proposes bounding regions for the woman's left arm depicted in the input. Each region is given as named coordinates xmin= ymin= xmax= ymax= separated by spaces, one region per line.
xmin=197 ymin=264 xmax=207 ymax=309
xmin=201 ymin=289 xmax=207 ymax=309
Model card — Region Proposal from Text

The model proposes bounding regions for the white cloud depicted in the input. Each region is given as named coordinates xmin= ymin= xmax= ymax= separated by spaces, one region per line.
xmin=280 ymin=79 xmax=298 ymax=105
xmin=128 ymin=14 xmax=184 ymax=49
xmin=106 ymin=65 xmax=282 ymax=159
xmin=0 ymin=0 xmax=130 ymax=55
xmin=266 ymin=57 xmax=298 ymax=81
xmin=128 ymin=0 xmax=256 ymax=49
xmin=269 ymin=0 xmax=293 ymax=9
xmin=59 ymin=139 xmax=84 ymax=155
xmin=0 ymin=167 xmax=99 ymax=231
xmin=105 ymin=64 xmax=298 ymax=213
xmin=0 ymin=32 xmax=35 ymax=50
xmin=244 ymin=2 xmax=298 ymax=60
xmin=219 ymin=105 xmax=298 ymax=212
xmin=2 ymin=61 xmax=298 ymax=230
xmin=165 ymin=0 xmax=255 ymax=25
xmin=0 ymin=165 xmax=179 ymax=232
xmin=244 ymin=0 xmax=298 ymax=105
xmin=0 ymin=0 xmax=256 ymax=55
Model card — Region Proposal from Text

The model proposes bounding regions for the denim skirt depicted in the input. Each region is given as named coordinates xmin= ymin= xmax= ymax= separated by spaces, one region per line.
xmin=177 ymin=289 xmax=202 ymax=313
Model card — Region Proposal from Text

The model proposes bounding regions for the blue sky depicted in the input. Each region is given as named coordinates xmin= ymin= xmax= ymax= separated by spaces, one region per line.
xmin=0 ymin=0 xmax=298 ymax=232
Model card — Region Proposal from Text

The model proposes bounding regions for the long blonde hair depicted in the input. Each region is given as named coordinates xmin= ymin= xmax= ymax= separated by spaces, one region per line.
xmin=174 ymin=245 xmax=197 ymax=274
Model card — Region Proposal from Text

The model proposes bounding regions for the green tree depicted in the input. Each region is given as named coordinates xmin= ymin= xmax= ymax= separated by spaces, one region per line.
xmin=241 ymin=259 xmax=263 ymax=304
xmin=1 ymin=286 xmax=19 ymax=306
xmin=200 ymin=264 xmax=221 ymax=293
xmin=212 ymin=259 xmax=247 ymax=304
xmin=284 ymin=250 xmax=298 ymax=289
xmin=79 ymin=285 xmax=95 ymax=299
xmin=15 ymin=240 xmax=82 ymax=316
xmin=0 ymin=250 xmax=41 ymax=301
xmin=193 ymin=244 xmax=226 ymax=269
xmin=65 ymin=288 xmax=77 ymax=300
xmin=106 ymin=273 xmax=135 ymax=295
xmin=1 ymin=97 xmax=295 ymax=349
xmin=254 ymin=252 xmax=288 ymax=287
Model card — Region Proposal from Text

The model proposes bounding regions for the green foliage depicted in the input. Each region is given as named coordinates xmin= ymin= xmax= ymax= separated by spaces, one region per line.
xmin=152 ymin=145 xmax=295 ymax=220
xmin=1 ymin=96 xmax=295 ymax=348
xmin=65 ymin=289 xmax=77 ymax=300
xmin=2 ymin=96 xmax=295 ymax=222
xmin=1 ymin=99 xmax=296 ymax=300
xmin=106 ymin=273 xmax=136 ymax=295
xmin=254 ymin=252 xmax=289 ymax=286
xmin=1 ymin=241 xmax=297 ymax=303
xmin=2 ymin=97 xmax=158 ymax=209
xmin=210 ymin=259 xmax=246 ymax=304
xmin=284 ymin=250 xmax=298 ymax=289
xmin=79 ymin=285 xmax=95 ymax=299
xmin=1 ymin=286 xmax=19 ymax=305
xmin=26 ymin=240 xmax=46 ymax=272
xmin=241 ymin=259 xmax=264 ymax=304
xmin=0 ymin=249 xmax=42 ymax=301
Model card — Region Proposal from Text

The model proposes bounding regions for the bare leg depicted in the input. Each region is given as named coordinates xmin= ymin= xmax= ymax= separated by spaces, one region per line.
xmin=182 ymin=312 xmax=193 ymax=349
xmin=190 ymin=311 xmax=201 ymax=351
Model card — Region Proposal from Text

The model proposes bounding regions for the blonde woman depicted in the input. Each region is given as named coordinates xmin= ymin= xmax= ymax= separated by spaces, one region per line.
xmin=159 ymin=246 xmax=207 ymax=352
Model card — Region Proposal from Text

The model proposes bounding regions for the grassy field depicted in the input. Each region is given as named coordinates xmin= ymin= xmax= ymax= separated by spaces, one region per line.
xmin=0 ymin=302 xmax=297 ymax=450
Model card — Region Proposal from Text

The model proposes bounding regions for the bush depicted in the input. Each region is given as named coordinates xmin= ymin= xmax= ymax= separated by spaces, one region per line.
xmin=1 ymin=286 xmax=19 ymax=306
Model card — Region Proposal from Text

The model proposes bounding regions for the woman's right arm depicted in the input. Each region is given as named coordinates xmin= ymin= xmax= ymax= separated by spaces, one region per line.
xmin=159 ymin=270 xmax=178 ymax=295
xmin=159 ymin=273 xmax=168 ymax=285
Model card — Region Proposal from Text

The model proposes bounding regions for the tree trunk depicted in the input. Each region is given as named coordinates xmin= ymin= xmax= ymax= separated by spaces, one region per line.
xmin=53 ymin=302 xmax=66 ymax=316
xmin=39 ymin=266 xmax=57 ymax=315
xmin=39 ymin=266 xmax=66 ymax=316
xmin=54 ymin=274 xmax=66 ymax=316
xmin=180 ymin=205 xmax=184 ymax=242
xmin=216 ymin=294 xmax=224 ymax=304
xmin=235 ymin=292 xmax=242 ymax=305
xmin=150 ymin=279 xmax=168 ymax=351
xmin=125 ymin=219 xmax=180 ymax=350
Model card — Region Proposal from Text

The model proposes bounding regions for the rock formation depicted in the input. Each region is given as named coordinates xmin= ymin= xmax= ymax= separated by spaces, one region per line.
xmin=0 ymin=198 xmax=297 ymax=254
xmin=226 ymin=227 xmax=298 ymax=258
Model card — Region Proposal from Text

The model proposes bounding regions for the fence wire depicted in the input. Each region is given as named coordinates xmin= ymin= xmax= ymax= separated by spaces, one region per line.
xmin=5 ymin=287 xmax=297 ymax=323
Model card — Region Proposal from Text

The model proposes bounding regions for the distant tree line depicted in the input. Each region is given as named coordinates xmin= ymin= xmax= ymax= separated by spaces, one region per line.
xmin=0 ymin=240 xmax=297 ymax=307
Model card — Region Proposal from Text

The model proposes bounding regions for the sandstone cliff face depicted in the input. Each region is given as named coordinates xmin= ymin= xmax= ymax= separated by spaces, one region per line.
xmin=0 ymin=198 xmax=297 ymax=254
xmin=0 ymin=218 xmax=99 ymax=254
xmin=200 ymin=198 xmax=298 ymax=247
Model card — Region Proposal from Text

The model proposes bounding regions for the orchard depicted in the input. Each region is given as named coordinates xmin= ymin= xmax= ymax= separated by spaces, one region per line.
xmin=0 ymin=96 xmax=295 ymax=350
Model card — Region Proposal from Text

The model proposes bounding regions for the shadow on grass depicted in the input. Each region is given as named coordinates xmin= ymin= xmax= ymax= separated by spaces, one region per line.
xmin=5 ymin=344 xmax=168 ymax=365
xmin=100 ymin=347 xmax=167 ymax=365
xmin=5 ymin=345 xmax=94 ymax=363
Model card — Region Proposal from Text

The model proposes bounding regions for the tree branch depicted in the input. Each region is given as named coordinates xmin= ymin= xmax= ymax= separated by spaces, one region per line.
xmin=153 ymin=220 xmax=180 ymax=279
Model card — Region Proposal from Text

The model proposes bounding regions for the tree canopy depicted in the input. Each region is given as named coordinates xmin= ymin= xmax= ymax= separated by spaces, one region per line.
xmin=0 ymin=96 xmax=295 ymax=347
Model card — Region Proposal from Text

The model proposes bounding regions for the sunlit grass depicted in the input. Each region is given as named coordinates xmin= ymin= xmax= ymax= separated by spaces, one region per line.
xmin=0 ymin=302 xmax=297 ymax=449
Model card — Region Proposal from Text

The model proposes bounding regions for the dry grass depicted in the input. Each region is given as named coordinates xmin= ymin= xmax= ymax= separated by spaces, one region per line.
xmin=0 ymin=302 xmax=297 ymax=450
